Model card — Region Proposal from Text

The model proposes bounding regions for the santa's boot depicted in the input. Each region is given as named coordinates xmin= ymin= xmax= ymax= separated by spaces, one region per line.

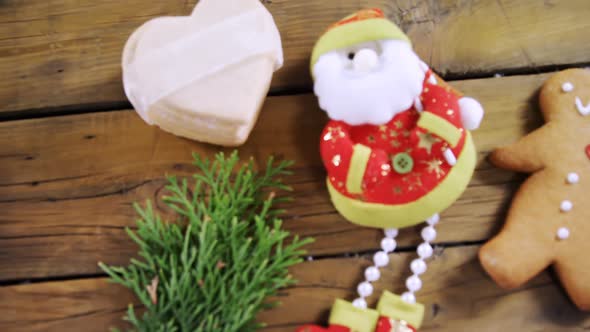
xmin=296 ymin=299 xmax=380 ymax=332
xmin=374 ymin=291 xmax=424 ymax=332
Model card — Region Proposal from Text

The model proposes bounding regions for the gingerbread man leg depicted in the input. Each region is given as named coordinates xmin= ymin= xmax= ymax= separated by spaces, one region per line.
xmin=480 ymin=230 xmax=553 ymax=289
xmin=554 ymin=253 xmax=590 ymax=310
xmin=480 ymin=179 xmax=557 ymax=289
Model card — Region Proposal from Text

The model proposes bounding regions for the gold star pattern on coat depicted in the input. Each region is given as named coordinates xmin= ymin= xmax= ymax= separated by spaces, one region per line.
xmin=423 ymin=158 xmax=445 ymax=178
xmin=323 ymin=126 xmax=345 ymax=142
xmin=417 ymin=132 xmax=441 ymax=154
xmin=403 ymin=173 xmax=423 ymax=192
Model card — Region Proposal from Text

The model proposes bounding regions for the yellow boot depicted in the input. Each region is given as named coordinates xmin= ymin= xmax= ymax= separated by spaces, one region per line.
xmin=374 ymin=291 xmax=424 ymax=332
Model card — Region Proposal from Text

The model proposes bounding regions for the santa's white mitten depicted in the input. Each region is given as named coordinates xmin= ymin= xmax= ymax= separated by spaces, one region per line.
xmin=458 ymin=97 xmax=484 ymax=130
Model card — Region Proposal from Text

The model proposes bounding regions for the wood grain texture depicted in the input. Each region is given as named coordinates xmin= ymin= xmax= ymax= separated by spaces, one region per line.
xmin=2 ymin=246 xmax=589 ymax=331
xmin=0 ymin=72 xmax=551 ymax=281
xmin=2 ymin=0 xmax=590 ymax=114
xmin=0 ymin=277 xmax=136 ymax=332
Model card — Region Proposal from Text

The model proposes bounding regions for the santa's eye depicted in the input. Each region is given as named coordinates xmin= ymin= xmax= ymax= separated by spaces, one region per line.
xmin=347 ymin=52 xmax=355 ymax=60
xmin=562 ymin=82 xmax=574 ymax=92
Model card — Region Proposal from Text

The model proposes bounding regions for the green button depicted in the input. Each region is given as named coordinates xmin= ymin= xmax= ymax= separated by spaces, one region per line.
xmin=392 ymin=153 xmax=414 ymax=174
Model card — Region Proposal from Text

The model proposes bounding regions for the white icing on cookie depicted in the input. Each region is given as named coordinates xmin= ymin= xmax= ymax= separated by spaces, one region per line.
xmin=557 ymin=227 xmax=570 ymax=240
xmin=575 ymin=96 xmax=590 ymax=116
xmin=562 ymin=82 xmax=574 ymax=92
xmin=567 ymin=172 xmax=579 ymax=184
xmin=560 ymin=200 xmax=573 ymax=212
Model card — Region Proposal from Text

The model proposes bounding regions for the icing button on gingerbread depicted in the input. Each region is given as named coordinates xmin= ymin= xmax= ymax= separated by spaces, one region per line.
xmin=567 ymin=172 xmax=579 ymax=184
xmin=557 ymin=227 xmax=570 ymax=240
xmin=560 ymin=200 xmax=573 ymax=212
xmin=562 ymin=82 xmax=574 ymax=92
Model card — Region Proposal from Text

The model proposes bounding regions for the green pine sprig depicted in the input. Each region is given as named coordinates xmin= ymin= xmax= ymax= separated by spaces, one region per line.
xmin=99 ymin=151 xmax=313 ymax=332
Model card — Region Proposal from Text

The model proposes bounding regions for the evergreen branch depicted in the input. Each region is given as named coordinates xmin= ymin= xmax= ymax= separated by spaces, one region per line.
xmin=100 ymin=151 xmax=313 ymax=331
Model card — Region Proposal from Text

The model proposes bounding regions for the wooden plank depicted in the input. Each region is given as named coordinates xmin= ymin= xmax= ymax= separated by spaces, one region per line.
xmin=261 ymin=245 xmax=590 ymax=331
xmin=0 ymin=278 xmax=136 ymax=332
xmin=2 ymin=0 xmax=590 ymax=114
xmin=0 ymin=72 xmax=550 ymax=281
xmin=2 ymin=245 xmax=588 ymax=331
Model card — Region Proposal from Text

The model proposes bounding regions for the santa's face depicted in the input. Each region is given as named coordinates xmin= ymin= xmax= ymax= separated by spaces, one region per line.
xmin=313 ymin=40 xmax=426 ymax=126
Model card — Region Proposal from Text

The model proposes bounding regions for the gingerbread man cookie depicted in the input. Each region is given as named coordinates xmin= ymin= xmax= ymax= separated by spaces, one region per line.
xmin=480 ymin=68 xmax=590 ymax=310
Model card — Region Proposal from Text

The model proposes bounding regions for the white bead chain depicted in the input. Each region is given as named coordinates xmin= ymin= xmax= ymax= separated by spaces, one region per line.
xmin=352 ymin=228 xmax=398 ymax=309
xmin=401 ymin=214 xmax=439 ymax=304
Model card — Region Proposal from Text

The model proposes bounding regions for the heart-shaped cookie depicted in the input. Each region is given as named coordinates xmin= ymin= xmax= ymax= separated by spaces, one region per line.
xmin=122 ymin=0 xmax=283 ymax=146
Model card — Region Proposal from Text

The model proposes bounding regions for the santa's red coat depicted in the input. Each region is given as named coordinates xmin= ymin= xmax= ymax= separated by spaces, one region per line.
xmin=320 ymin=71 xmax=468 ymax=205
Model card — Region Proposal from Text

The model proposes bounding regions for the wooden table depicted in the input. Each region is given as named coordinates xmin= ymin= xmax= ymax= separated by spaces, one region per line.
xmin=2 ymin=1 xmax=590 ymax=331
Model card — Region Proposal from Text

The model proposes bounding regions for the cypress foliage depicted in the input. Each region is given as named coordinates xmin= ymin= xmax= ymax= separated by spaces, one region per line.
xmin=100 ymin=152 xmax=312 ymax=331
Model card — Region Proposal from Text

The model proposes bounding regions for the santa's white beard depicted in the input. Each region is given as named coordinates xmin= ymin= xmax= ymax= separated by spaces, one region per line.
xmin=313 ymin=41 xmax=425 ymax=126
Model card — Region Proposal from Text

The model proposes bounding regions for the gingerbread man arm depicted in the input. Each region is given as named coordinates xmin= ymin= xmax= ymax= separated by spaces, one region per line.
xmin=489 ymin=124 xmax=556 ymax=173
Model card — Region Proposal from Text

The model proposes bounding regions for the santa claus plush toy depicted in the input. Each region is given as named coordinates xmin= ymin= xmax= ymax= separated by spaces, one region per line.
xmin=298 ymin=9 xmax=484 ymax=332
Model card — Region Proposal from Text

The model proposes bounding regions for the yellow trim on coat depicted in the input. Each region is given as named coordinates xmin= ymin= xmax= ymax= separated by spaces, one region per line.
xmin=327 ymin=133 xmax=476 ymax=229
xmin=329 ymin=299 xmax=380 ymax=332
xmin=346 ymin=144 xmax=372 ymax=194
xmin=417 ymin=112 xmax=461 ymax=147
xmin=377 ymin=291 xmax=424 ymax=328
